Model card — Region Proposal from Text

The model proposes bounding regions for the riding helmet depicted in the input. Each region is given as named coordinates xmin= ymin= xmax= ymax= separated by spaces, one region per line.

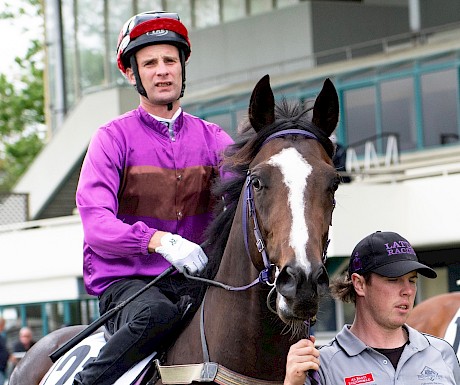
xmin=116 ymin=11 xmax=191 ymax=98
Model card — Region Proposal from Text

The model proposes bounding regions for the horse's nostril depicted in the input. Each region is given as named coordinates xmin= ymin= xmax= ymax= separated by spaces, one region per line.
xmin=315 ymin=265 xmax=329 ymax=292
xmin=276 ymin=266 xmax=298 ymax=300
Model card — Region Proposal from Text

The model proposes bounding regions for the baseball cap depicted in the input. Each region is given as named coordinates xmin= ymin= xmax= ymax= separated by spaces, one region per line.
xmin=348 ymin=231 xmax=437 ymax=279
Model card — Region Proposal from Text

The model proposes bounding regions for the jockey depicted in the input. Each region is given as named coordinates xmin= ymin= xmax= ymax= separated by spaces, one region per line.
xmin=74 ymin=11 xmax=233 ymax=385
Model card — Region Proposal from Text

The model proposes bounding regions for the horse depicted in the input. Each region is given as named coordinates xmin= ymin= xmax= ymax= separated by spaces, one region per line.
xmin=9 ymin=74 xmax=340 ymax=385
xmin=407 ymin=292 xmax=460 ymax=359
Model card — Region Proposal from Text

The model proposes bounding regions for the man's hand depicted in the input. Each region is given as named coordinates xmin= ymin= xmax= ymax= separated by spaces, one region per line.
xmin=284 ymin=337 xmax=320 ymax=385
xmin=155 ymin=233 xmax=208 ymax=275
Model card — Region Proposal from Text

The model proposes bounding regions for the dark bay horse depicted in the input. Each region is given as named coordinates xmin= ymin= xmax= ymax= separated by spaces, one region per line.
xmin=10 ymin=74 xmax=340 ymax=385
xmin=407 ymin=292 xmax=460 ymax=358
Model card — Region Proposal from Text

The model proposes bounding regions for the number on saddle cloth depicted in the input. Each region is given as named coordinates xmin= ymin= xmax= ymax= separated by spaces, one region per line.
xmin=40 ymin=332 xmax=158 ymax=385
xmin=444 ymin=307 xmax=460 ymax=360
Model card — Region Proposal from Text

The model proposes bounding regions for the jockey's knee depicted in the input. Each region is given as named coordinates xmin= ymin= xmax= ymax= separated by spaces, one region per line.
xmin=134 ymin=298 xmax=182 ymax=340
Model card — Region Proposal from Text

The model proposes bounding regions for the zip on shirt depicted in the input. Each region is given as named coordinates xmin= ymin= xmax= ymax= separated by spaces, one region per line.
xmin=159 ymin=121 xmax=176 ymax=141
xmin=151 ymin=108 xmax=181 ymax=142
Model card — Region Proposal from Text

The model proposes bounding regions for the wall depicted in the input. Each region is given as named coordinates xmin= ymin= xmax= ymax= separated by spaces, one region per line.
xmin=187 ymin=2 xmax=314 ymax=91
xmin=0 ymin=217 xmax=83 ymax=305
xmin=311 ymin=2 xmax=409 ymax=53
xmin=421 ymin=0 xmax=460 ymax=28
xmin=329 ymin=172 xmax=460 ymax=256
xmin=186 ymin=2 xmax=412 ymax=92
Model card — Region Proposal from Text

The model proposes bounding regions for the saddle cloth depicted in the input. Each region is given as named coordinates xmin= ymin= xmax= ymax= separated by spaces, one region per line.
xmin=443 ymin=307 xmax=460 ymax=361
xmin=39 ymin=332 xmax=157 ymax=385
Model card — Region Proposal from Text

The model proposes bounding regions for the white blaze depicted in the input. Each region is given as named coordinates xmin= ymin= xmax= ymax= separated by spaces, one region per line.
xmin=268 ymin=148 xmax=312 ymax=272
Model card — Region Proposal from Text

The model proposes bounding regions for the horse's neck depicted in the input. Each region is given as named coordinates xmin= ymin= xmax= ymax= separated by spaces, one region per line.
xmin=214 ymin=231 xmax=257 ymax=285
xmin=197 ymin=229 xmax=291 ymax=379
xmin=167 ymin=212 xmax=292 ymax=380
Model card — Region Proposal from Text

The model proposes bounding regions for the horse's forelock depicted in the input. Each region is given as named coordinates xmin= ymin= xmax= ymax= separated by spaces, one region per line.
xmin=276 ymin=99 xmax=335 ymax=158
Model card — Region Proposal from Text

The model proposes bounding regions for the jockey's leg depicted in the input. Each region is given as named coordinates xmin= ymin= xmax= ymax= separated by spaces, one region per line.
xmin=73 ymin=275 xmax=196 ymax=385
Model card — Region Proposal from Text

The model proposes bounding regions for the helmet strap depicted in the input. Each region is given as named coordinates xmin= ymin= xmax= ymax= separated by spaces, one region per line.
xmin=164 ymin=49 xmax=185 ymax=111
xmin=179 ymin=50 xmax=186 ymax=98
xmin=130 ymin=55 xmax=148 ymax=99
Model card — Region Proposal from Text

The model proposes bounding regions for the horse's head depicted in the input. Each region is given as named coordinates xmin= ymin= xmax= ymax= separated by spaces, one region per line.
xmin=245 ymin=75 xmax=340 ymax=327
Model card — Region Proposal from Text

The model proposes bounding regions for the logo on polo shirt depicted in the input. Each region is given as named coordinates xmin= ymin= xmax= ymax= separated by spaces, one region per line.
xmin=418 ymin=366 xmax=442 ymax=381
xmin=344 ymin=373 xmax=374 ymax=385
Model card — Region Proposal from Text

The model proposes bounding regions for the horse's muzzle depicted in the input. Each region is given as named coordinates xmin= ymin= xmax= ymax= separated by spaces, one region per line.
xmin=275 ymin=263 xmax=329 ymax=321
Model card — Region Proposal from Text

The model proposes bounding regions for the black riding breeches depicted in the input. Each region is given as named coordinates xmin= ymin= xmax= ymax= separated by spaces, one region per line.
xmin=73 ymin=274 xmax=203 ymax=385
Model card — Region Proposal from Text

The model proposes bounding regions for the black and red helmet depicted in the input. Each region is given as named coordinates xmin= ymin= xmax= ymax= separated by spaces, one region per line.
xmin=117 ymin=11 xmax=191 ymax=75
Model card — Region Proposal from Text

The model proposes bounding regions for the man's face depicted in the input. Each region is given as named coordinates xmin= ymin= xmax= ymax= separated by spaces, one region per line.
xmin=20 ymin=330 xmax=32 ymax=343
xmin=357 ymin=271 xmax=418 ymax=329
xmin=127 ymin=44 xmax=182 ymax=106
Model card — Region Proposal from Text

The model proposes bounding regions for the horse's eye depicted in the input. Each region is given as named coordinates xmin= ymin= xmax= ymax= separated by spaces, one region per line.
xmin=251 ymin=177 xmax=262 ymax=191
xmin=331 ymin=177 xmax=340 ymax=192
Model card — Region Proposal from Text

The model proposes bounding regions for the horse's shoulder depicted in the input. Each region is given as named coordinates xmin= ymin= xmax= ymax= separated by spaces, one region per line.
xmin=422 ymin=292 xmax=460 ymax=307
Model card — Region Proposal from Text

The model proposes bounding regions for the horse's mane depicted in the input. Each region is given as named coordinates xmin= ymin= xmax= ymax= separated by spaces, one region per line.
xmin=202 ymin=99 xmax=334 ymax=279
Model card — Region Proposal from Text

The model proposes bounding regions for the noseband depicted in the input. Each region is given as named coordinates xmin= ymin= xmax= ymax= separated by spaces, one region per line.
xmin=242 ymin=128 xmax=332 ymax=287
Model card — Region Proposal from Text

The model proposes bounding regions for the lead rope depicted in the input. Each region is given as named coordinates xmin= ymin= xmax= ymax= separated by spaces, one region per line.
xmin=304 ymin=320 xmax=321 ymax=385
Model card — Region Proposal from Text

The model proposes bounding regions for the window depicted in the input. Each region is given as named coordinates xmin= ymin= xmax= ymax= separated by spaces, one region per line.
xmin=77 ymin=0 xmax=105 ymax=90
xmin=277 ymin=0 xmax=298 ymax=8
xmin=421 ymin=69 xmax=458 ymax=147
xmin=381 ymin=77 xmax=416 ymax=151
xmin=165 ymin=0 xmax=192 ymax=27
xmin=108 ymin=1 xmax=134 ymax=85
xmin=61 ymin=1 xmax=78 ymax=107
xmin=249 ymin=0 xmax=273 ymax=15
xmin=194 ymin=0 xmax=220 ymax=28
xmin=222 ymin=0 xmax=246 ymax=22
xmin=344 ymin=87 xmax=376 ymax=147
xmin=137 ymin=0 xmax=163 ymax=13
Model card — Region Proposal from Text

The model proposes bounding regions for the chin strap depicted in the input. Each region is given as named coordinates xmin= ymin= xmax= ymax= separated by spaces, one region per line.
xmin=179 ymin=50 xmax=186 ymax=98
xmin=130 ymin=55 xmax=148 ymax=98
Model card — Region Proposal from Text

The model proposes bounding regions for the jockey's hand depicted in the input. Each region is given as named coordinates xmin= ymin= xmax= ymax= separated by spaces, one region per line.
xmin=155 ymin=233 xmax=208 ymax=275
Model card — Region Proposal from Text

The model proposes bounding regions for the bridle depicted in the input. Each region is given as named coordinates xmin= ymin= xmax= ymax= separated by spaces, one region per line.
xmin=242 ymin=128 xmax=332 ymax=288
xmin=185 ymin=128 xmax=333 ymax=292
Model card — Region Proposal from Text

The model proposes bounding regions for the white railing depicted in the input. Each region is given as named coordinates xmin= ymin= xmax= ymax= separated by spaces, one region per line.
xmin=0 ymin=214 xmax=80 ymax=234
xmin=343 ymin=142 xmax=460 ymax=184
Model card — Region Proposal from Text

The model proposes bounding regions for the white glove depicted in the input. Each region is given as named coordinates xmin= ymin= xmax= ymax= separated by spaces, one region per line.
xmin=155 ymin=233 xmax=208 ymax=275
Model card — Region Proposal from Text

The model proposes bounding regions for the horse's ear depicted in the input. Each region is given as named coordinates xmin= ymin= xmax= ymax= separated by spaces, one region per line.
xmin=249 ymin=74 xmax=275 ymax=132
xmin=312 ymin=78 xmax=339 ymax=137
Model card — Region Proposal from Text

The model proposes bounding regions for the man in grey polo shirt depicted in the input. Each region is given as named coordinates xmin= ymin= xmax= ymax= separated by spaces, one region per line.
xmin=284 ymin=231 xmax=460 ymax=385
